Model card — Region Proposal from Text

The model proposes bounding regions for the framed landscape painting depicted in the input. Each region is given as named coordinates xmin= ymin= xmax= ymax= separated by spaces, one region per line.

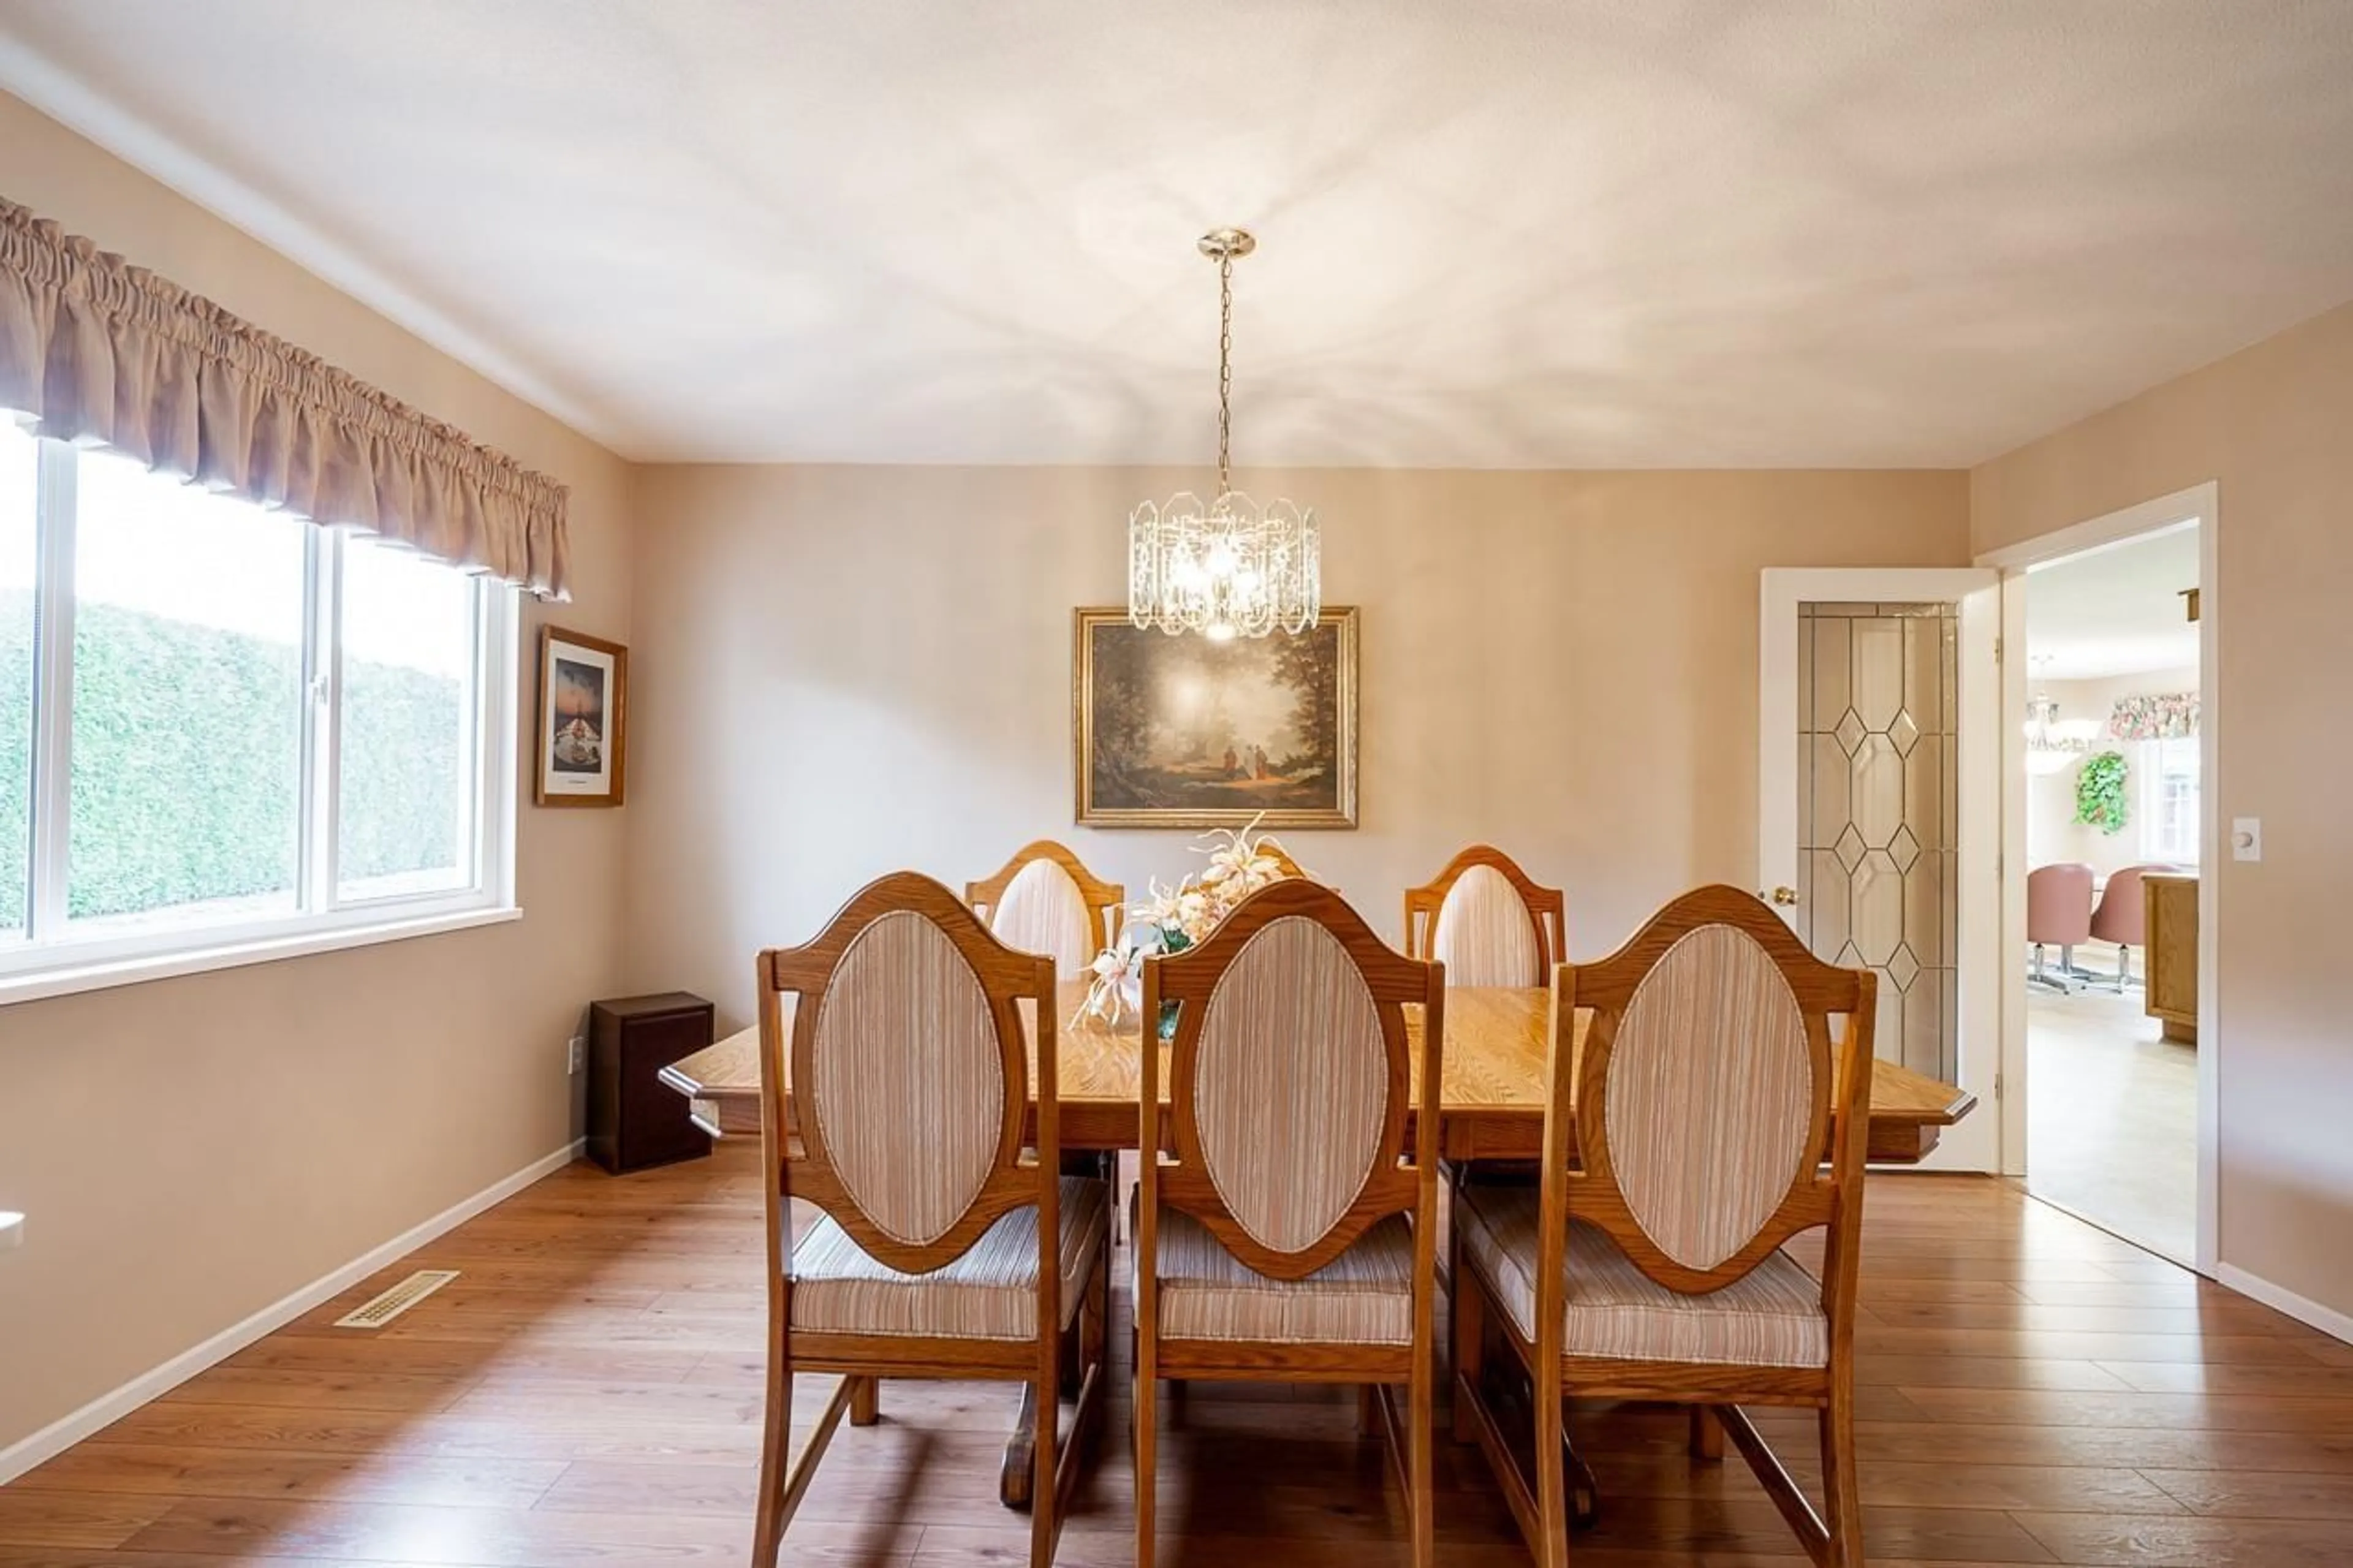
xmin=535 ymin=626 xmax=627 ymax=806
xmin=1074 ymin=607 xmax=1358 ymax=829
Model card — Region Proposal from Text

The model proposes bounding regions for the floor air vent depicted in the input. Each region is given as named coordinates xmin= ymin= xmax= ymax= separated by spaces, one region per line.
xmin=333 ymin=1269 xmax=460 ymax=1328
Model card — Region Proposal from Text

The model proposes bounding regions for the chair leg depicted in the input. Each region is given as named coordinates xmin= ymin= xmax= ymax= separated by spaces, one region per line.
xmin=1358 ymin=1384 xmax=1382 ymax=1437
xmin=1689 ymin=1404 xmax=1724 ymax=1462
xmin=751 ymin=1359 xmax=792 ymax=1568
xmin=848 ymin=1375 xmax=878 ymax=1426
xmin=1028 ymin=1369 xmax=1058 ymax=1568
xmin=1821 ymin=1379 xmax=1864 ymax=1567
xmin=1081 ymin=1256 xmax=1109 ymax=1456
xmin=1134 ymin=1366 xmax=1158 ymax=1568
xmin=1534 ymin=1377 xmax=1569 ymax=1568
xmin=1410 ymin=1376 xmax=1435 ymax=1568
xmin=1451 ymin=1246 xmax=1485 ymax=1444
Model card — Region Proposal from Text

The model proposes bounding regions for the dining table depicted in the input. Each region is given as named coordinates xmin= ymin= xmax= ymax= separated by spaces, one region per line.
xmin=661 ymin=979 xmax=1976 ymax=1514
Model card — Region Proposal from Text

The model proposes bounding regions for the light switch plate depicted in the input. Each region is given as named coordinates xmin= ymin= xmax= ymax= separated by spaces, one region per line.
xmin=0 ymin=1211 xmax=23 ymax=1252
xmin=2231 ymin=816 xmax=2262 ymax=862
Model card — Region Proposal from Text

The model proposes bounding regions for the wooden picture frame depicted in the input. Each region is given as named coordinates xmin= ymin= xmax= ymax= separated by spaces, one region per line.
xmin=1072 ymin=607 xmax=1358 ymax=830
xmin=535 ymin=625 xmax=628 ymax=807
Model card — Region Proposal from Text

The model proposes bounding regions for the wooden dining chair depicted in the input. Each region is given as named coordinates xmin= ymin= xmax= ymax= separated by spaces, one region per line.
xmin=752 ymin=873 xmax=1112 ymax=1568
xmin=967 ymin=840 xmax=1124 ymax=974
xmin=1251 ymin=836 xmax=1319 ymax=883
xmin=1133 ymin=877 xmax=1446 ymax=1568
xmin=1450 ymin=885 xmax=1877 ymax=1568
xmin=1403 ymin=844 xmax=1566 ymax=988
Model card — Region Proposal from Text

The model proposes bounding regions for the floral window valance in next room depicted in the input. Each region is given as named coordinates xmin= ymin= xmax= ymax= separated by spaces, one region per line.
xmin=2110 ymin=692 xmax=2200 ymax=741
xmin=0 ymin=196 xmax=569 ymax=598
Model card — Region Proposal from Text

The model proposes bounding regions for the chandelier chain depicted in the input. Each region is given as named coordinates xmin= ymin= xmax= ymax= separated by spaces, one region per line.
xmin=1216 ymin=254 xmax=1233 ymax=494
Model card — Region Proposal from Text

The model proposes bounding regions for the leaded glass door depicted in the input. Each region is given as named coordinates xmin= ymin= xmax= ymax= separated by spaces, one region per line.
xmin=1759 ymin=568 xmax=2001 ymax=1172
xmin=1798 ymin=602 xmax=1955 ymax=1081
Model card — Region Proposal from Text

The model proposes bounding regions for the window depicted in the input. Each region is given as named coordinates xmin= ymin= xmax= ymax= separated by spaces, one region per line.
xmin=0 ymin=418 xmax=515 ymax=997
xmin=2142 ymin=734 xmax=2201 ymax=863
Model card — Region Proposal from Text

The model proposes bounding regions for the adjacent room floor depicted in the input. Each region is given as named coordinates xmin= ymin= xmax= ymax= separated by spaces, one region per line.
xmin=2028 ymin=943 xmax=2199 ymax=1265
xmin=7 ymin=1143 xmax=2351 ymax=1566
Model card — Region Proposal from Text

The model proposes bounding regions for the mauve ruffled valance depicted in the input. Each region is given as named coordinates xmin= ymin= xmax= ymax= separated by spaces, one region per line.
xmin=2110 ymin=692 xmax=2199 ymax=742
xmin=0 ymin=196 xmax=568 ymax=599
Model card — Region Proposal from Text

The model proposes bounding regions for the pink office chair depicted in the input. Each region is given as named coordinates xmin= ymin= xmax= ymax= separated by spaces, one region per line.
xmin=2027 ymin=863 xmax=2095 ymax=993
xmin=2090 ymin=864 xmax=2181 ymax=991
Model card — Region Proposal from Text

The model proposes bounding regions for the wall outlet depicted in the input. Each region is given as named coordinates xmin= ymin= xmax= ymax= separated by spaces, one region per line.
xmin=567 ymin=1034 xmax=587 ymax=1075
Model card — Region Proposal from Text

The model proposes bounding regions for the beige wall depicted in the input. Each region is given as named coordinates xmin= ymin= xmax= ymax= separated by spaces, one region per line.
xmin=2026 ymin=665 xmax=2201 ymax=879
xmin=623 ymin=464 xmax=1969 ymax=1024
xmin=0 ymin=97 xmax=635 ymax=1452
xmin=1974 ymin=300 xmax=2353 ymax=1322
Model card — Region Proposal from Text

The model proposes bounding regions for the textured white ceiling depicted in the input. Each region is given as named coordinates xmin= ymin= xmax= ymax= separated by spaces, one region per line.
xmin=4 ymin=2 xmax=2352 ymax=466
xmin=2026 ymin=523 xmax=2202 ymax=681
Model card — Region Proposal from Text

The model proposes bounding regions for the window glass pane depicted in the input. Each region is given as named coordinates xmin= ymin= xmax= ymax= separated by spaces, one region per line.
xmin=0 ymin=420 xmax=35 ymax=936
xmin=70 ymin=450 xmax=306 ymax=926
xmin=2141 ymin=735 xmax=2200 ymax=863
xmin=338 ymin=534 xmax=476 ymax=900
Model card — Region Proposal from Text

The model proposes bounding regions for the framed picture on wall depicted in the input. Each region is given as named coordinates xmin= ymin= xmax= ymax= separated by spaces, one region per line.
xmin=536 ymin=626 xmax=627 ymax=807
xmin=1073 ymin=606 xmax=1358 ymax=829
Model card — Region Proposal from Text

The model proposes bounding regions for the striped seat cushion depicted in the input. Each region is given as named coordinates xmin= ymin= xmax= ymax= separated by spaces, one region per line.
xmin=790 ymin=1177 xmax=1107 ymax=1341
xmin=1453 ymin=1182 xmax=1827 ymax=1369
xmin=1140 ymin=1203 xmax=1415 ymax=1346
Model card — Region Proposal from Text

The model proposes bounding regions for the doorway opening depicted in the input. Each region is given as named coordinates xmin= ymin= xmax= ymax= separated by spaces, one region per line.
xmin=1985 ymin=483 xmax=2218 ymax=1274
xmin=2019 ymin=521 xmax=2202 ymax=1263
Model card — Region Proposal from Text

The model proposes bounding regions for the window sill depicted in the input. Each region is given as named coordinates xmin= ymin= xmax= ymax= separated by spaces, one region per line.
xmin=0 ymin=904 xmax=523 ymax=1009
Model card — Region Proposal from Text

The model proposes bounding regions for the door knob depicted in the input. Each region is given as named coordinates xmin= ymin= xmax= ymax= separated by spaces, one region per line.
xmin=1762 ymin=885 xmax=1800 ymax=906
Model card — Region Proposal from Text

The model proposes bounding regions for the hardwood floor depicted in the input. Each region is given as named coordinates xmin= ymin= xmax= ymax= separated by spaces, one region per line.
xmin=6 ymin=1144 xmax=2352 ymax=1566
xmin=2027 ymin=961 xmax=2197 ymax=1264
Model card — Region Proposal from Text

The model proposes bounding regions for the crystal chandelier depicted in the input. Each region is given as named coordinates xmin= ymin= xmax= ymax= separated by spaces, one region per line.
xmin=1129 ymin=229 xmax=1320 ymax=640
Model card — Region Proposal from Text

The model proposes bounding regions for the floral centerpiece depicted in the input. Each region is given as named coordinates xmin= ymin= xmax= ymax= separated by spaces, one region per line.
xmin=1077 ymin=815 xmax=1295 ymax=1032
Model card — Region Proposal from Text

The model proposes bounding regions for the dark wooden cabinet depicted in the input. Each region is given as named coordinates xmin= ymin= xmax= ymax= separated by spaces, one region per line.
xmin=588 ymin=993 xmax=716 ymax=1174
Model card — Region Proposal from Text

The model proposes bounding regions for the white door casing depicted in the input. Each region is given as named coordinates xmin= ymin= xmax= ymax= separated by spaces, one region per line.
xmin=1976 ymin=483 xmax=2218 ymax=1276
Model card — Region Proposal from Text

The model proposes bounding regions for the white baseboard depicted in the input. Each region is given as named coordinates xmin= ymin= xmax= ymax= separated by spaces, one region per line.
xmin=2219 ymin=1262 xmax=2353 ymax=1346
xmin=0 ymin=1138 xmax=584 ymax=1485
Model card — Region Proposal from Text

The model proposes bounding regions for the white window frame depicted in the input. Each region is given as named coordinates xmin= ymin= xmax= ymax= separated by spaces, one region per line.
xmin=2140 ymin=733 xmax=2201 ymax=865
xmin=0 ymin=429 xmax=519 ymax=1006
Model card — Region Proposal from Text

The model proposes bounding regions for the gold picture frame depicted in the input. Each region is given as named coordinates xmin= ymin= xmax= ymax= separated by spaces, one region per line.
xmin=1073 ymin=607 xmax=1359 ymax=830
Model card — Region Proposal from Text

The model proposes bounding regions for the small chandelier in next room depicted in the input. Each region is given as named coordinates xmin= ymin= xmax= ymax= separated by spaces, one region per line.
xmin=2024 ymin=694 xmax=2104 ymax=775
xmin=1128 ymin=229 xmax=1320 ymax=640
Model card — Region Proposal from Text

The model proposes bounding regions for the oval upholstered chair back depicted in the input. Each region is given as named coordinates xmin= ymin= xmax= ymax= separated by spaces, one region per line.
xmin=1144 ymin=877 xmax=1441 ymax=1281
xmin=1433 ymin=863 xmax=1544 ymax=988
xmin=1605 ymin=925 xmax=1816 ymax=1271
xmin=1403 ymin=845 xmax=1565 ymax=989
xmin=1195 ymin=913 xmax=1388 ymax=1255
xmin=1567 ymin=885 xmax=1874 ymax=1293
xmin=762 ymin=872 xmax=1052 ymax=1274
xmin=965 ymin=841 xmax=1123 ymax=977
xmin=988 ymin=857 xmax=1097 ymax=974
